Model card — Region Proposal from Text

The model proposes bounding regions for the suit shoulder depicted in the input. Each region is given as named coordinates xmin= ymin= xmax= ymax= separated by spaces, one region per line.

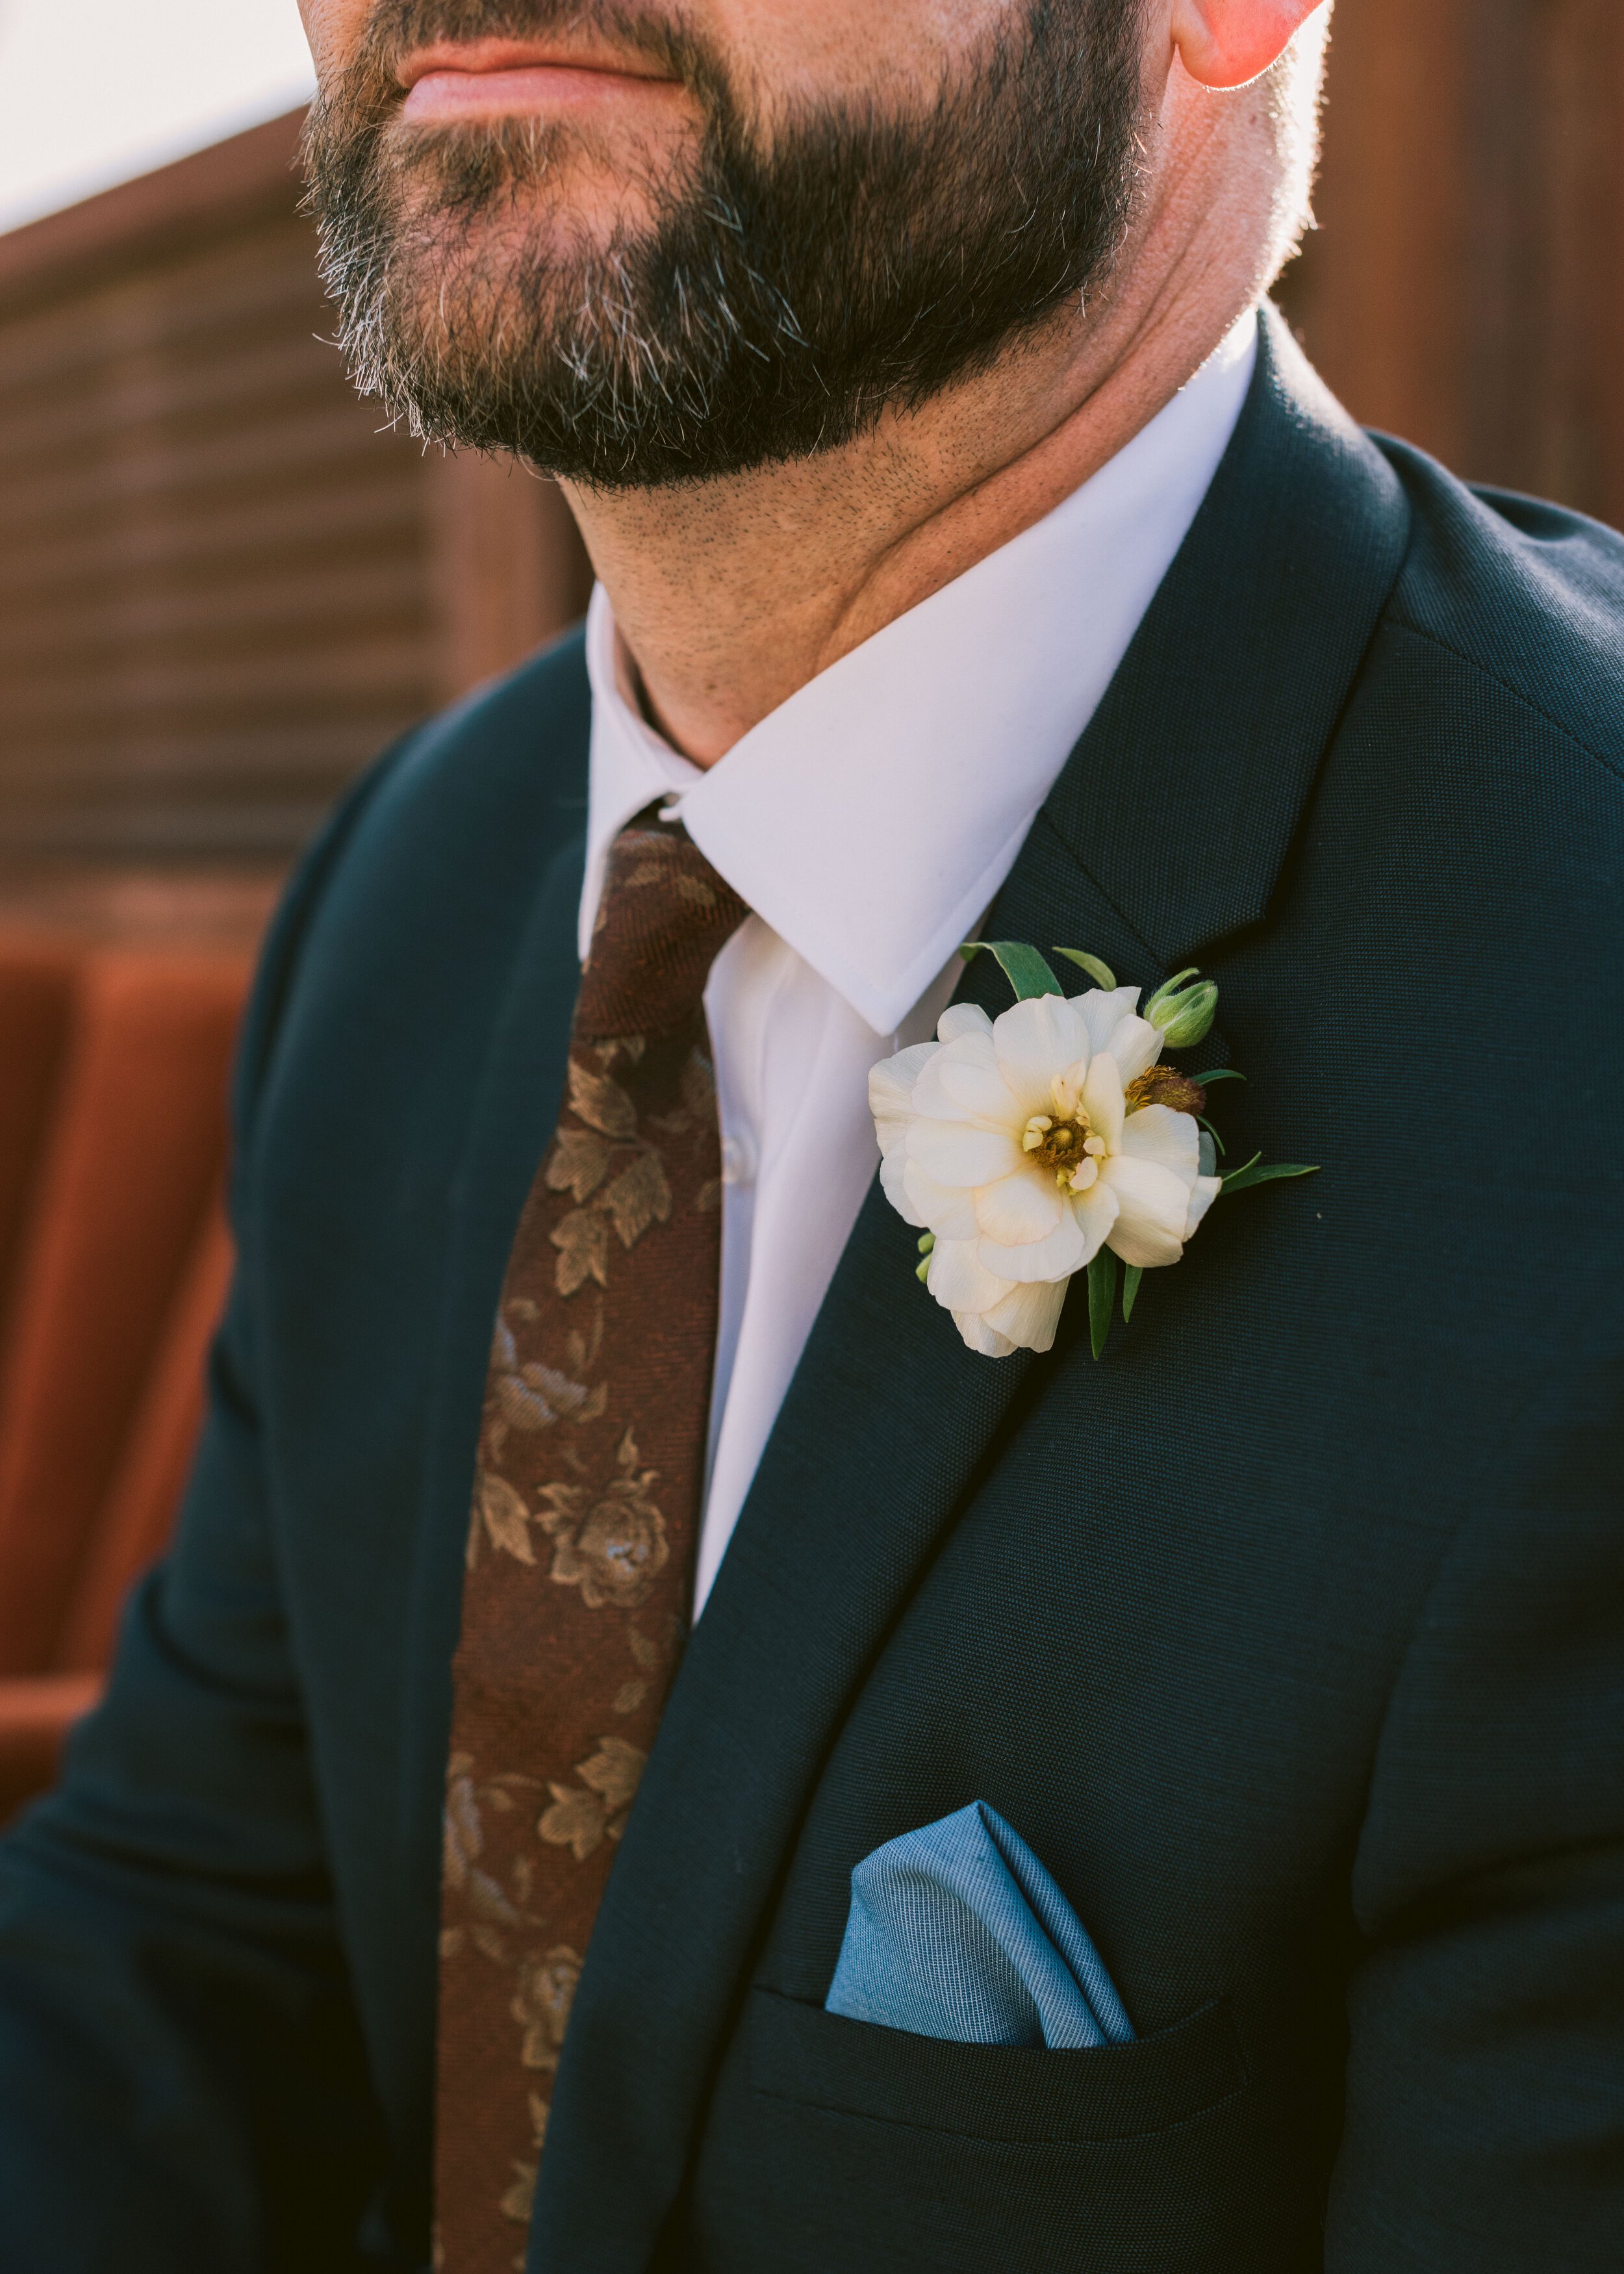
xmin=283 ymin=620 xmax=589 ymax=926
xmin=1376 ymin=436 xmax=1624 ymax=778
xmin=355 ymin=622 xmax=591 ymax=846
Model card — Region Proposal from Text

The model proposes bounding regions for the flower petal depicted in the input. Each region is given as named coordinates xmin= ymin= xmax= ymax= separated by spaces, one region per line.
xmin=1184 ymin=1173 xmax=1223 ymax=1240
xmin=910 ymin=1032 xmax=1012 ymax=1127
xmin=902 ymin=1158 xmax=979 ymax=1240
xmin=878 ymin=1147 xmax=924 ymax=1226
xmin=972 ymin=1166 xmax=1063 ymax=1246
xmin=1117 ymin=1102 xmax=1199 ymax=1184
xmin=1075 ymin=986 xmax=1142 ymax=1056
xmin=977 ymin=1210 xmax=1089 ymax=1284
xmin=926 ymin=1236 xmax=1013 ymax=1314
xmin=952 ymin=1309 xmax=1019 ymax=1358
xmin=1082 ymin=1050 xmax=1125 ymax=1153
xmin=869 ymin=1042 xmax=938 ymax=1156
xmin=924 ymin=1049 xmax=1022 ymax=1127
xmin=990 ymin=995 xmax=1093 ymax=1116
xmin=1067 ymin=1176 xmax=1119 ymax=1263
xmin=937 ymin=1001 xmax=993 ymax=1044
xmin=1100 ymin=1153 xmax=1189 ymax=1267
xmin=1103 ymin=1014 xmax=1163 ymax=1086
xmin=981 ymin=1276 xmax=1069 ymax=1355
xmin=907 ymin=1116 xmax=1025 ymax=1188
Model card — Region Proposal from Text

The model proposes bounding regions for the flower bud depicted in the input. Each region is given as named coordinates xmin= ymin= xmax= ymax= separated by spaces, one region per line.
xmin=1145 ymin=969 xmax=1217 ymax=1047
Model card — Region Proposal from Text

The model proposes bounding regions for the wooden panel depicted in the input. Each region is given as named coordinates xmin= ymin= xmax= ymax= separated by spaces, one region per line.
xmin=427 ymin=452 xmax=596 ymax=700
xmin=1290 ymin=0 xmax=1624 ymax=526
xmin=0 ymin=187 xmax=435 ymax=858
xmin=0 ymin=108 xmax=591 ymax=878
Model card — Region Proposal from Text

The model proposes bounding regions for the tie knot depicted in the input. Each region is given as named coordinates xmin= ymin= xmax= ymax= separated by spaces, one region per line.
xmin=576 ymin=821 xmax=750 ymax=1038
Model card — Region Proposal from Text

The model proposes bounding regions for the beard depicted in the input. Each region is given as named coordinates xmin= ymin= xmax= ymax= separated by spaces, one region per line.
xmin=302 ymin=0 xmax=1148 ymax=489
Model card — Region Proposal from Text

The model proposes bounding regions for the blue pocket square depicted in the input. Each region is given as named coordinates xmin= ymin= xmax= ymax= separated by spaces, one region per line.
xmin=825 ymin=1801 xmax=1134 ymax=2050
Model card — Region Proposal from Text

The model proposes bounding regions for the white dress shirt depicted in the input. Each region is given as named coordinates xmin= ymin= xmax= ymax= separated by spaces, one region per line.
xmin=581 ymin=309 xmax=1257 ymax=1614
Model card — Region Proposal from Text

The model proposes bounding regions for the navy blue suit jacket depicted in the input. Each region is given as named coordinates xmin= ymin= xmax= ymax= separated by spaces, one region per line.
xmin=1 ymin=316 xmax=1621 ymax=2272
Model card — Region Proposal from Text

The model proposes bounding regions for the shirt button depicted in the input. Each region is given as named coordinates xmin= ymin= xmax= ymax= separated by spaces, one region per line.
xmin=720 ymin=1132 xmax=756 ymax=1187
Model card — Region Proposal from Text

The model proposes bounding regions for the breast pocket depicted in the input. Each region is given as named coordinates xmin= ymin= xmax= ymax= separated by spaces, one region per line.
xmin=687 ymin=1987 xmax=1303 ymax=2274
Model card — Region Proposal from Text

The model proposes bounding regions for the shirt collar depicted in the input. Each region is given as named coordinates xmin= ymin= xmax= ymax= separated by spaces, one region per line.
xmin=582 ymin=309 xmax=1257 ymax=1036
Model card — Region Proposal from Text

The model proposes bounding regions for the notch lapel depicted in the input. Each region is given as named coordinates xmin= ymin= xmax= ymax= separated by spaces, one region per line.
xmin=1039 ymin=313 xmax=1410 ymax=973
xmin=531 ymin=312 xmax=1412 ymax=2271
xmin=369 ymin=656 xmax=594 ymax=2175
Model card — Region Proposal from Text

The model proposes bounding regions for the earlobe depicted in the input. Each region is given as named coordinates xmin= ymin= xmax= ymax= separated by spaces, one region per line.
xmin=1171 ymin=0 xmax=1327 ymax=92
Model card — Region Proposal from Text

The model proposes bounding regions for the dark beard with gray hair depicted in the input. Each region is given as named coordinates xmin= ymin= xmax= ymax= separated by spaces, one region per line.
xmin=302 ymin=0 xmax=1147 ymax=489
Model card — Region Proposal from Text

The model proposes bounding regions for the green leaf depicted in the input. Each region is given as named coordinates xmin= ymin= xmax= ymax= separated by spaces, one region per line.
xmin=1051 ymin=947 xmax=1117 ymax=991
xmin=960 ymin=941 xmax=1062 ymax=1001
xmin=1194 ymin=1068 xmax=1245 ymax=1086
xmin=1121 ymin=1262 xmax=1143 ymax=1325
xmin=1146 ymin=967 xmax=1200 ymax=1008
xmin=1088 ymin=1247 xmax=1118 ymax=1361
xmin=915 ymin=1257 xmax=932 ymax=1283
xmin=1221 ymin=1159 xmax=1321 ymax=1197
xmin=917 ymin=1232 xmax=935 ymax=1255
xmin=1197 ymin=1116 xmax=1226 ymax=1156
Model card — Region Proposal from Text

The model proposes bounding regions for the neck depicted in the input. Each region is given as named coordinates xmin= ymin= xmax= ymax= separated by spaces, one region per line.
xmin=560 ymin=62 xmax=1295 ymax=766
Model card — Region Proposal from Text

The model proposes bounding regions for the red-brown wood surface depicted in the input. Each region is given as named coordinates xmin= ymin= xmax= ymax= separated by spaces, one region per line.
xmin=0 ymin=1672 xmax=102 ymax=1827
xmin=58 ymin=1201 xmax=235 ymax=1673
xmin=0 ymin=951 xmax=246 ymax=1675
xmin=1292 ymin=0 xmax=1624 ymax=528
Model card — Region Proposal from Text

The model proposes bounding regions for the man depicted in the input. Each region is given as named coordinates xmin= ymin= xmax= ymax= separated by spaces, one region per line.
xmin=1 ymin=0 xmax=1620 ymax=2266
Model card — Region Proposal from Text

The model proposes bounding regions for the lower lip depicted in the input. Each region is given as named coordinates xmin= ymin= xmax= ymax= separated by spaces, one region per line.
xmin=401 ymin=65 xmax=676 ymax=122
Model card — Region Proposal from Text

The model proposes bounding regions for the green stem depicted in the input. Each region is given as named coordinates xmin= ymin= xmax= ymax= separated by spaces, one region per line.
xmin=1087 ymin=1248 xmax=1119 ymax=1361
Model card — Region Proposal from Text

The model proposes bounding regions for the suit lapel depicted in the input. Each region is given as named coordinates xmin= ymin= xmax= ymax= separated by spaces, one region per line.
xmin=384 ymin=665 xmax=593 ymax=2167
xmin=400 ymin=821 xmax=587 ymax=1826
xmin=532 ymin=312 xmax=1412 ymax=2271
xmin=1039 ymin=313 xmax=1412 ymax=973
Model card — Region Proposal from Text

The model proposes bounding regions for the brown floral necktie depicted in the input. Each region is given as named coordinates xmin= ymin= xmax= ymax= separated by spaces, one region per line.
xmin=434 ymin=817 xmax=749 ymax=2272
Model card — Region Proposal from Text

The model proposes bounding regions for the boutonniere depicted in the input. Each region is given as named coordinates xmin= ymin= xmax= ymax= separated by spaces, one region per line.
xmin=869 ymin=941 xmax=1317 ymax=1361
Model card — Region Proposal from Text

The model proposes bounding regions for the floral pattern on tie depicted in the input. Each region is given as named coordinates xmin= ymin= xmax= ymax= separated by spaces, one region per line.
xmin=435 ymin=822 xmax=750 ymax=2273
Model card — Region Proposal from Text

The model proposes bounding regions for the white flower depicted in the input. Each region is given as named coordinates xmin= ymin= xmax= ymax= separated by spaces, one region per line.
xmin=870 ymin=988 xmax=1223 ymax=1358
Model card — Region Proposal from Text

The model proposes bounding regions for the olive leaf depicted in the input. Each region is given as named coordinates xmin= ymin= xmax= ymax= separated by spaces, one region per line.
xmin=1051 ymin=947 xmax=1118 ymax=991
xmin=1221 ymin=1158 xmax=1321 ymax=1197
xmin=960 ymin=940 xmax=1062 ymax=1001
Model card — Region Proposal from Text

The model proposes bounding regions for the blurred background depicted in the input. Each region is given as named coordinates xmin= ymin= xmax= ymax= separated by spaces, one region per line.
xmin=0 ymin=0 xmax=1618 ymax=1813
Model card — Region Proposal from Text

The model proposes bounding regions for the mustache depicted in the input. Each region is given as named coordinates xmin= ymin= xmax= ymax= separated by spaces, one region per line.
xmin=344 ymin=0 xmax=709 ymax=92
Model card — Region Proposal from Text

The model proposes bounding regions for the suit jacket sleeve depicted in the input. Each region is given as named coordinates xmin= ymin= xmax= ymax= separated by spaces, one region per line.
xmin=1328 ymin=1312 xmax=1624 ymax=2271
xmin=0 ymin=754 xmax=408 ymax=2274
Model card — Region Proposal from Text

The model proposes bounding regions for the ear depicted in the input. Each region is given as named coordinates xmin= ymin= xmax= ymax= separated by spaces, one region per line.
xmin=1170 ymin=0 xmax=1328 ymax=92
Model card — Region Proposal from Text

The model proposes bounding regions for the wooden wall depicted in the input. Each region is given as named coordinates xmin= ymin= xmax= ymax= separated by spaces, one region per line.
xmin=1289 ymin=0 xmax=1624 ymax=527
xmin=0 ymin=109 xmax=590 ymax=880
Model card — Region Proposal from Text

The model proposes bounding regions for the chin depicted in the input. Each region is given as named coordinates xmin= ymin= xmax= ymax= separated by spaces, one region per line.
xmin=385 ymin=111 xmax=690 ymax=238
